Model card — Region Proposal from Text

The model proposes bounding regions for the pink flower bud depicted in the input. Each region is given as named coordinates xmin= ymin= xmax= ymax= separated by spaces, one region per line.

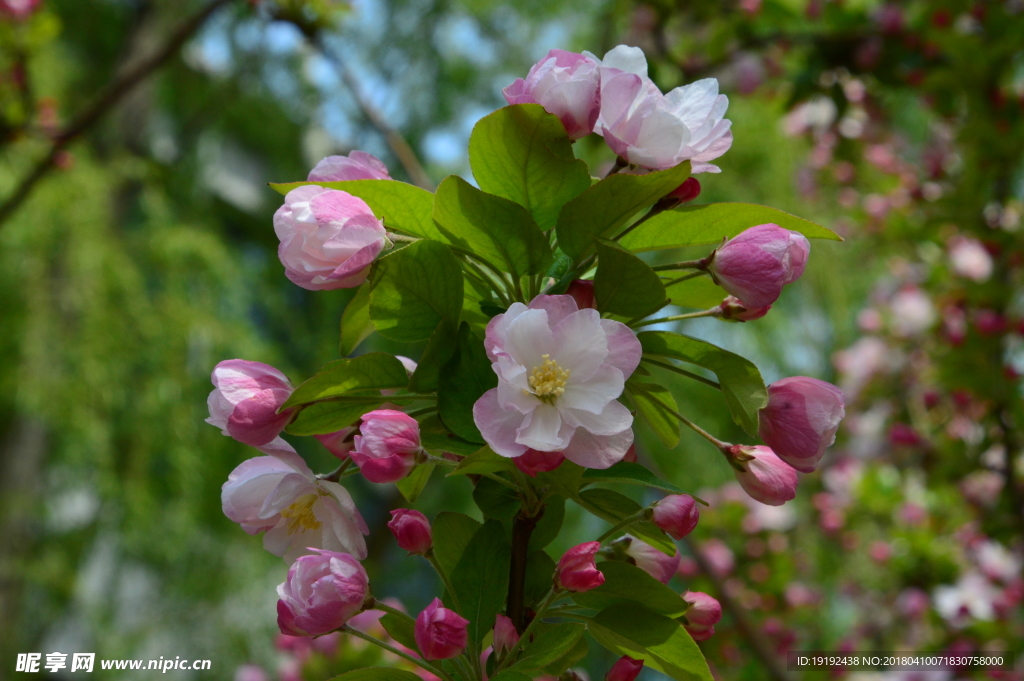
xmin=668 ymin=177 xmax=701 ymax=203
xmin=682 ymin=591 xmax=721 ymax=641
xmin=351 ymin=410 xmax=422 ymax=483
xmin=718 ymin=295 xmax=771 ymax=322
xmin=565 ymin=279 xmax=596 ymax=310
xmin=622 ymin=443 xmax=638 ymax=462
xmin=503 ymin=50 xmax=601 ymax=140
xmin=513 ymin=448 xmax=566 ymax=477
xmin=276 ymin=549 xmax=369 ymax=637
xmin=207 ymin=360 xmax=295 ymax=447
xmin=652 ymin=494 xmax=700 ymax=540
xmin=707 ymin=224 xmax=811 ymax=308
xmin=606 ymin=656 xmax=644 ymax=681
xmin=414 ymin=598 xmax=469 ymax=660
xmin=493 ymin=614 xmax=520 ymax=655
xmin=315 ymin=427 xmax=356 ymax=459
xmin=235 ymin=665 xmax=270 ymax=681
xmin=274 ymin=186 xmax=388 ymax=291
xmin=308 ymin=151 xmax=391 ymax=182
xmin=758 ymin=376 xmax=845 ymax=473
xmin=557 ymin=541 xmax=606 ymax=592
xmin=388 ymin=509 xmax=432 ymax=555
xmin=726 ymin=445 xmax=798 ymax=506
xmin=617 ymin=535 xmax=681 ymax=583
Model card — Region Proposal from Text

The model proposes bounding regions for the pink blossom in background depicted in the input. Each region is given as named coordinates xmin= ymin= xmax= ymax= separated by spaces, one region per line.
xmin=503 ymin=50 xmax=602 ymax=139
xmin=889 ymin=287 xmax=935 ymax=337
xmin=207 ymin=360 xmax=295 ymax=447
xmin=726 ymin=445 xmax=799 ymax=506
xmin=758 ymin=376 xmax=845 ymax=473
xmin=388 ymin=509 xmax=432 ymax=555
xmin=699 ymin=538 xmax=736 ymax=576
xmin=274 ymin=186 xmax=388 ymax=290
xmin=473 ymin=294 xmax=641 ymax=469
xmin=414 ymin=598 xmax=469 ymax=660
xmin=949 ymin=236 xmax=993 ymax=282
xmin=0 ymin=0 xmax=41 ymax=18
xmin=276 ymin=549 xmax=369 ymax=637
xmin=221 ymin=439 xmax=369 ymax=562
xmin=351 ymin=410 xmax=422 ymax=483
xmin=234 ymin=665 xmax=269 ymax=681
xmin=557 ymin=541 xmax=606 ymax=592
xmin=707 ymin=224 xmax=810 ymax=308
xmin=307 ymin=151 xmax=391 ymax=182
xmin=617 ymin=535 xmax=680 ymax=583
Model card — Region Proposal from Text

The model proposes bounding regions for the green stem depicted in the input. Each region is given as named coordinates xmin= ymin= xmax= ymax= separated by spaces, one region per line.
xmin=495 ymin=589 xmax=562 ymax=673
xmin=425 ymin=454 xmax=457 ymax=467
xmin=597 ymin=510 xmax=647 ymax=543
xmin=654 ymin=401 xmax=730 ymax=450
xmin=318 ymin=459 xmax=352 ymax=482
xmin=373 ymin=600 xmax=415 ymax=623
xmin=641 ymin=358 xmax=721 ymax=390
xmin=341 ymin=625 xmax=454 ymax=681
xmin=663 ymin=271 xmax=710 ymax=287
xmin=631 ymin=309 xmax=719 ymax=328
xmin=407 ymin=405 xmax=439 ymax=418
xmin=613 ymin=201 xmax=670 ymax=242
xmin=651 ymin=259 xmax=706 ymax=272
xmin=479 ymin=472 xmax=520 ymax=492
xmin=425 ymin=551 xmax=463 ymax=615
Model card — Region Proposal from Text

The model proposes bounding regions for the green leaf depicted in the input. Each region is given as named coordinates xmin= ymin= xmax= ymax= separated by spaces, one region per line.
xmin=340 ymin=283 xmax=375 ymax=356
xmin=396 ymin=464 xmax=434 ymax=503
xmin=327 ymin=668 xmax=426 ymax=681
xmin=489 ymin=672 xmax=532 ymax=681
xmin=432 ymin=512 xmax=481 ymax=576
xmin=523 ymin=550 xmax=556 ymax=609
xmin=625 ymin=381 xmax=682 ymax=448
xmin=533 ymin=461 xmax=585 ymax=500
xmin=468 ymin=103 xmax=591 ymax=230
xmin=664 ymin=274 xmax=723 ymax=310
xmin=581 ymin=461 xmax=684 ymax=494
xmin=284 ymin=353 xmax=409 ymax=408
xmin=575 ymin=488 xmax=675 ymax=555
xmin=438 ymin=323 xmax=497 ymax=442
xmin=449 ymin=446 xmax=515 ymax=476
xmin=508 ymin=622 xmax=586 ymax=673
xmin=379 ymin=614 xmax=419 ymax=653
xmin=473 ymin=476 xmax=521 ymax=521
xmin=588 ymin=604 xmax=713 ymax=681
xmin=594 ymin=239 xmax=667 ymax=319
xmin=544 ymin=634 xmax=588 ymax=676
xmin=269 ymin=179 xmax=440 ymax=240
xmin=408 ymin=319 xmax=459 ymax=393
xmin=638 ymin=330 xmax=768 ymax=435
xmin=556 ymin=161 xmax=691 ymax=260
xmin=619 ymin=202 xmax=840 ymax=253
xmin=433 ymin=175 xmax=551 ymax=278
xmin=571 ymin=561 xmax=689 ymax=617
xmin=285 ymin=398 xmax=385 ymax=436
xmin=419 ymin=415 xmax=482 ymax=456
xmin=528 ymin=496 xmax=565 ymax=552
xmin=369 ymin=240 xmax=464 ymax=343
xmin=450 ymin=520 xmax=512 ymax=643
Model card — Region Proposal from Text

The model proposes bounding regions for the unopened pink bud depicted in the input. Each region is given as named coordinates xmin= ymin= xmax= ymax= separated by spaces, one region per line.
xmin=622 ymin=443 xmax=638 ymax=463
xmin=606 ymin=656 xmax=644 ymax=681
xmin=652 ymin=494 xmax=700 ymax=540
xmin=351 ymin=410 xmax=422 ymax=483
xmin=513 ymin=448 xmax=566 ymax=477
xmin=669 ymin=177 xmax=702 ymax=203
xmin=503 ymin=50 xmax=601 ymax=139
xmin=617 ymin=535 xmax=680 ymax=583
xmin=707 ymin=224 xmax=811 ymax=308
xmin=315 ymin=427 xmax=356 ymax=460
xmin=718 ymin=295 xmax=771 ymax=322
xmin=557 ymin=542 xmax=605 ymax=592
xmin=758 ymin=376 xmax=845 ymax=473
xmin=493 ymin=613 xmax=520 ymax=655
xmin=388 ymin=509 xmax=432 ymax=555
xmin=414 ymin=598 xmax=469 ymax=660
xmin=207 ymin=360 xmax=295 ymax=447
xmin=276 ymin=549 xmax=369 ymax=637
xmin=727 ymin=445 xmax=798 ymax=506
xmin=683 ymin=591 xmax=721 ymax=641
xmin=565 ymin=279 xmax=596 ymax=310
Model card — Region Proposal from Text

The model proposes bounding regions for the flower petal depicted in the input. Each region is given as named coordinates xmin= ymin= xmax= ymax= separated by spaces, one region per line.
xmin=561 ymin=427 xmax=634 ymax=469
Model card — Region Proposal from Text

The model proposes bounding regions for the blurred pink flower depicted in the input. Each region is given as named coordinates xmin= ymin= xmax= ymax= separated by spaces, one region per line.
xmin=308 ymin=151 xmax=391 ymax=182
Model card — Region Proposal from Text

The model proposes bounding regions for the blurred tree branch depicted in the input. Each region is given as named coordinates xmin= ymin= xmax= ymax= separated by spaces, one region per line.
xmin=0 ymin=0 xmax=236 ymax=228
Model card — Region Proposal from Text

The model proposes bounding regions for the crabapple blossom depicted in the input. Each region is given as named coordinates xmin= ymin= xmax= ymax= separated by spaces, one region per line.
xmin=758 ymin=376 xmax=846 ymax=473
xmin=206 ymin=360 xmax=295 ymax=447
xmin=492 ymin=614 xmax=519 ymax=656
xmin=652 ymin=494 xmax=700 ymax=539
xmin=706 ymin=224 xmax=811 ymax=309
xmin=682 ymin=591 xmax=722 ymax=641
xmin=276 ymin=549 xmax=369 ymax=637
xmin=274 ymin=185 xmax=388 ymax=290
xmin=726 ymin=444 xmax=798 ymax=506
xmin=564 ymin=279 xmax=596 ymax=310
xmin=473 ymin=294 xmax=641 ymax=469
xmin=307 ymin=151 xmax=391 ymax=182
xmin=503 ymin=50 xmax=601 ymax=139
xmin=586 ymin=45 xmax=733 ymax=172
xmin=221 ymin=439 xmax=369 ymax=562
xmin=948 ymin=236 xmax=993 ymax=282
xmin=668 ymin=177 xmax=702 ymax=203
xmin=606 ymin=656 xmax=644 ymax=681
xmin=387 ymin=509 xmax=432 ymax=555
xmin=615 ymin=535 xmax=681 ymax=583
xmin=415 ymin=598 xmax=469 ymax=660
xmin=557 ymin=541 xmax=605 ymax=592
xmin=350 ymin=410 xmax=422 ymax=483
xmin=512 ymin=448 xmax=566 ymax=477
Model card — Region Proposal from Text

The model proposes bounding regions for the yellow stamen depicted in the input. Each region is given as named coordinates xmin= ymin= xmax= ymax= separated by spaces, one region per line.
xmin=525 ymin=354 xmax=570 ymax=404
xmin=280 ymin=493 xmax=323 ymax=534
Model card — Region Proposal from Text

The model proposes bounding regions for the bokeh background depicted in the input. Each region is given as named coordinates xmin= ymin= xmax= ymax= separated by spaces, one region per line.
xmin=0 ymin=0 xmax=1022 ymax=679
